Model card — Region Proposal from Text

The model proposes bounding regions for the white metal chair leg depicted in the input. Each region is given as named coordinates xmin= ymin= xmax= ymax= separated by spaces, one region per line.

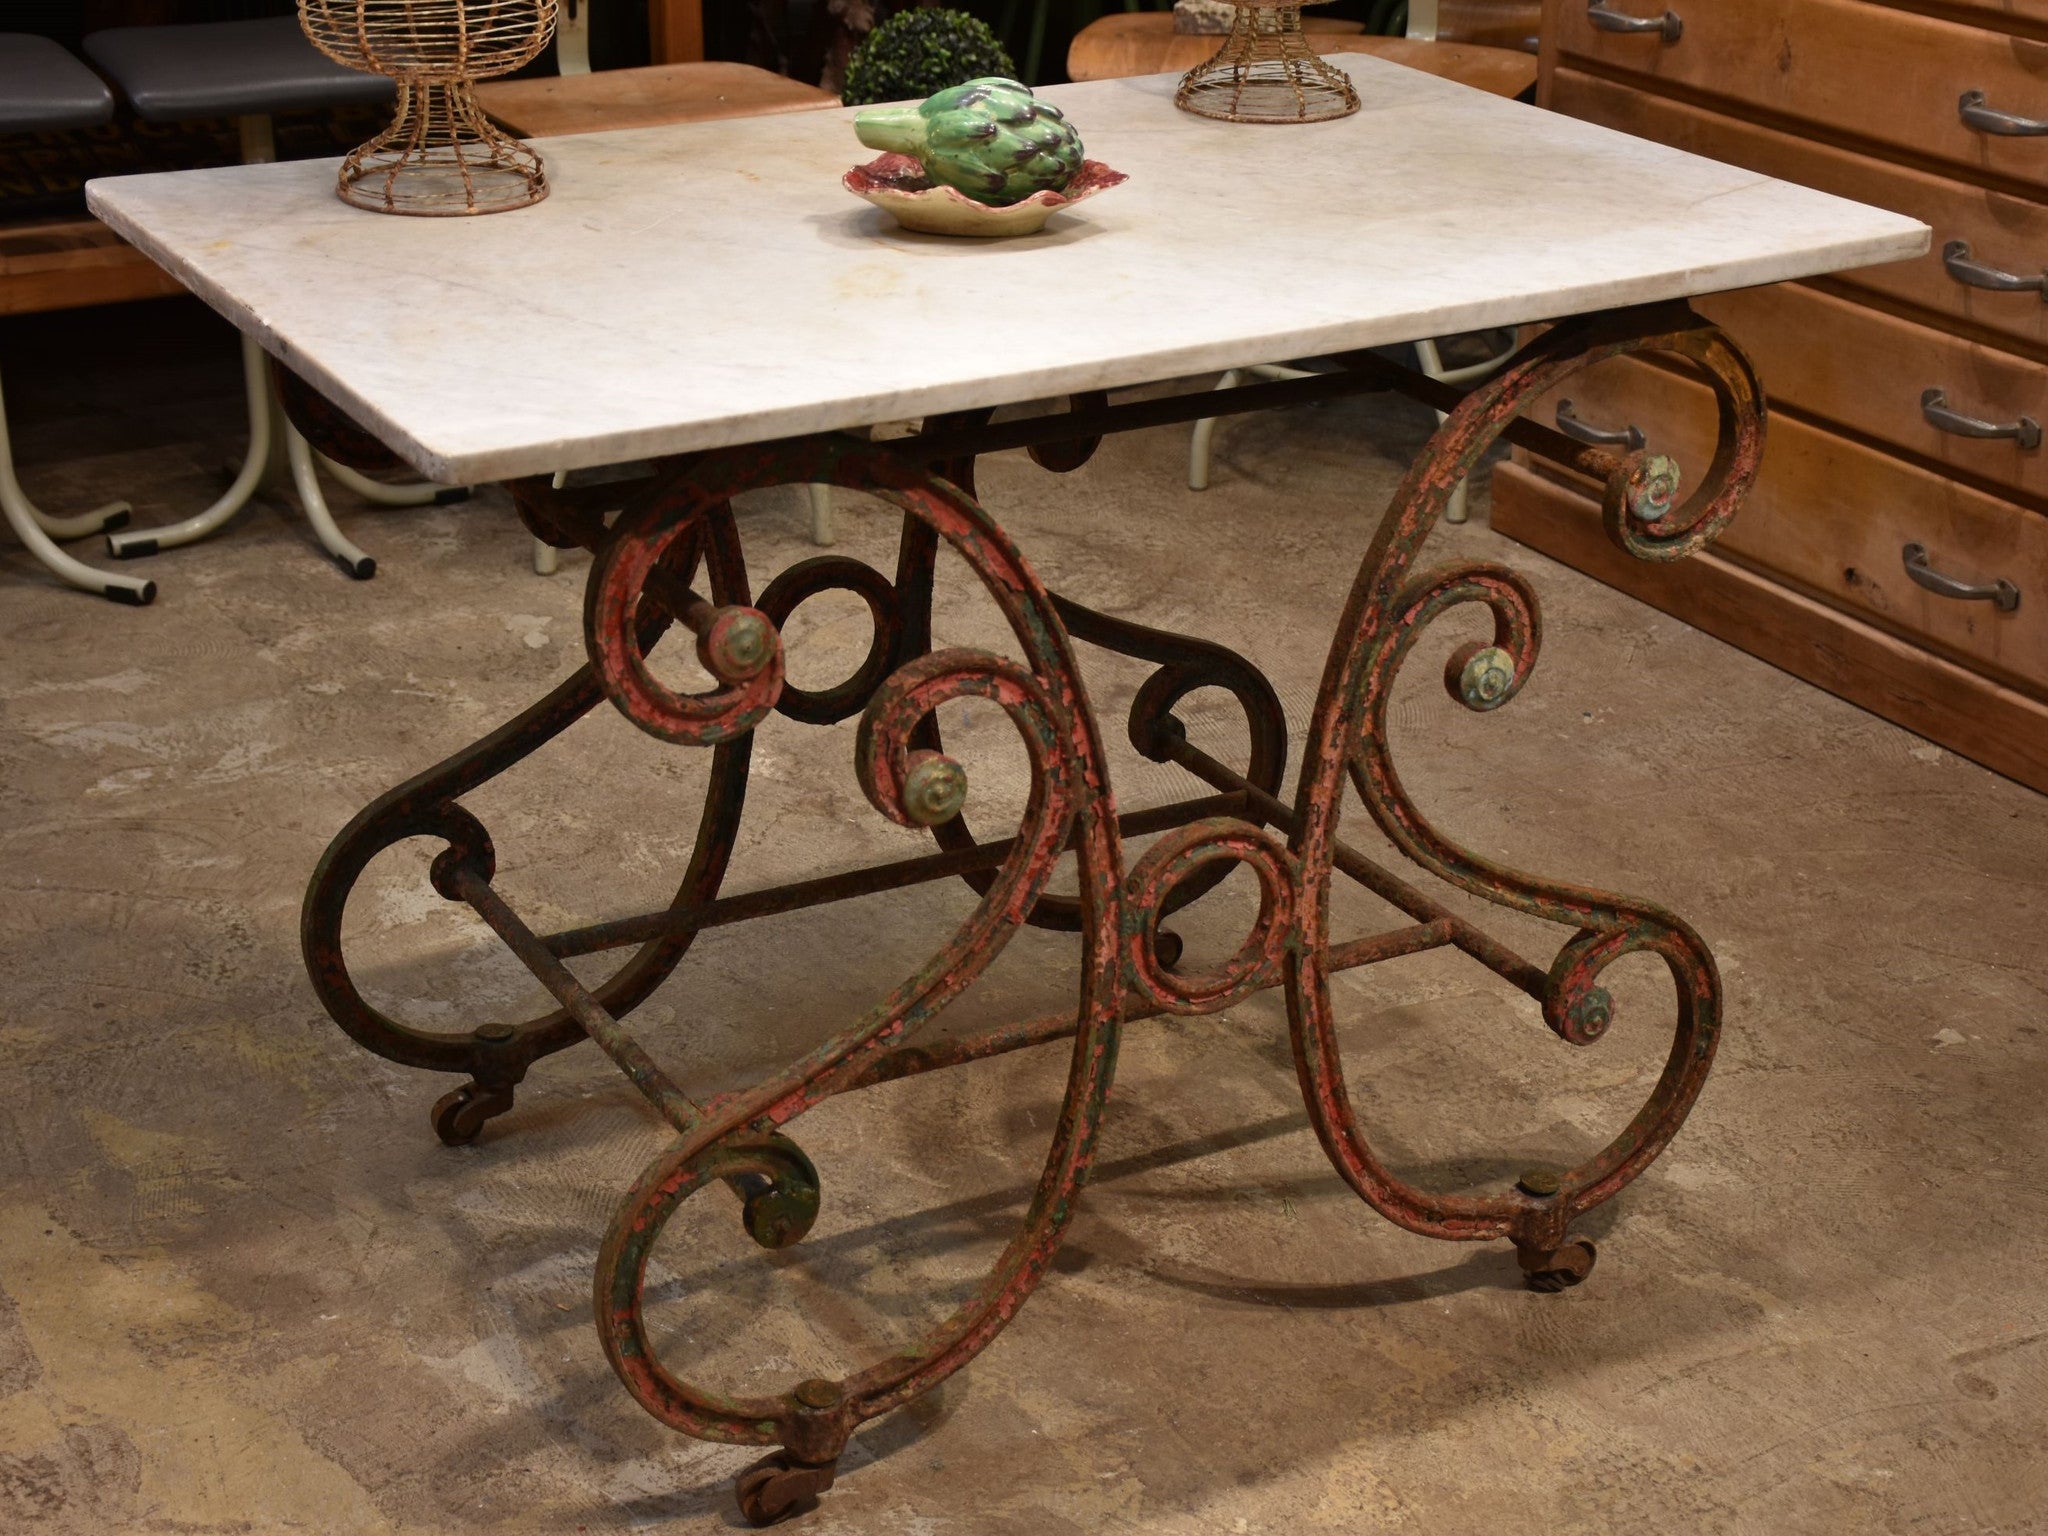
xmin=1 ymin=484 xmax=156 ymax=604
xmin=0 ymin=367 xmax=155 ymax=604
xmin=1191 ymin=365 xmax=1314 ymax=490
xmin=106 ymin=329 xmax=270 ymax=558
xmin=26 ymin=496 xmax=130 ymax=541
xmin=287 ymin=423 xmax=375 ymax=578
xmin=104 ymin=116 xmax=440 ymax=576
xmin=1413 ymin=337 xmax=1469 ymax=524
xmin=1188 ymin=368 xmax=1243 ymax=490
xmin=1188 ymin=340 xmax=1518 ymax=509
xmin=531 ymin=470 xmax=567 ymax=574
xmin=318 ymin=453 xmax=468 ymax=507
xmin=108 ymin=117 xmax=275 ymax=558
xmin=807 ymin=483 xmax=835 ymax=546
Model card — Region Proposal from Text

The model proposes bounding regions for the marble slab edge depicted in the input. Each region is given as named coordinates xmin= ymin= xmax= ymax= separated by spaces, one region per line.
xmin=82 ymin=212 xmax=1928 ymax=489
xmin=85 ymin=65 xmax=1931 ymax=488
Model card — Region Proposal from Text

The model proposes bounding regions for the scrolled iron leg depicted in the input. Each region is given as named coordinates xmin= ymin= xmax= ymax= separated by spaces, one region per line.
xmin=300 ymin=507 xmax=758 ymax=1136
xmin=576 ymin=439 xmax=1126 ymax=1522
xmin=305 ymin=307 xmax=1756 ymax=1511
xmin=1286 ymin=302 xmax=1765 ymax=1282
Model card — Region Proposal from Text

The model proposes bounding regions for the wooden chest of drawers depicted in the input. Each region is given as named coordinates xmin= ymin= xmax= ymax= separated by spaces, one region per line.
xmin=1493 ymin=0 xmax=2048 ymax=791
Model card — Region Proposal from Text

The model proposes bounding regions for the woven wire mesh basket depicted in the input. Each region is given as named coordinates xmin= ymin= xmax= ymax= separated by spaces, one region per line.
xmin=1176 ymin=3 xmax=1360 ymax=124
xmin=299 ymin=0 xmax=559 ymax=214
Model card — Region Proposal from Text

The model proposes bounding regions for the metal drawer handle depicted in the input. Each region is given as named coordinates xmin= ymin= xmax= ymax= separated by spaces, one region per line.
xmin=1943 ymin=240 xmax=2048 ymax=299
xmin=1587 ymin=1 xmax=1681 ymax=41
xmin=1555 ymin=399 xmax=1646 ymax=450
xmin=1959 ymin=90 xmax=2048 ymax=137
xmin=1921 ymin=387 xmax=2043 ymax=449
xmin=1902 ymin=542 xmax=2021 ymax=612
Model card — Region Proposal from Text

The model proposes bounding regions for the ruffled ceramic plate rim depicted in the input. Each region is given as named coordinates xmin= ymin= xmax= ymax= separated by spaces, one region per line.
xmin=843 ymin=154 xmax=1127 ymax=235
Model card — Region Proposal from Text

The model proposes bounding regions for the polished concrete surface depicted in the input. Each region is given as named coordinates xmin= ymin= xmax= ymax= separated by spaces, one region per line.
xmin=2 ymin=302 xmax=2043 ymax=1534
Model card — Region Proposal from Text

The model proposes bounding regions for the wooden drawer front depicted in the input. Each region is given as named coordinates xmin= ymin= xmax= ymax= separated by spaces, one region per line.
xmin=1530 ymin=355 xmax=2048 ymax=692
xmin=1437 ymin=0 xmax=1543 ymax=50
xmin=1691 ymin=283 xmax=2048 ymax=505
xmin=1549 ymin=71 xmax=2048 ymax=355
xmin=1878 ymin=1 xmax=2048 ymax=34
xmin=1551 ymin=0 xmax=2048 ymax=196
xmin=1491 ymin=459 xmax=2048 ymax=793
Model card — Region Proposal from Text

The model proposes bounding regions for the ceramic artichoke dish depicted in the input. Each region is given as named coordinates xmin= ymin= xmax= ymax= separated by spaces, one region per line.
xmin=845 ymin=78 xmax=1126 ymax=237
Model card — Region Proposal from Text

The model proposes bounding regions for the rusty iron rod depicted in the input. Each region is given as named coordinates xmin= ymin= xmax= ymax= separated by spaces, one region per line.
xmin=451 ymin=866 xmax=703 ymax=1133
xmin=1167 ymin=740 xmax=1550 ymax=1000
xmin=541 ymin=791 xmax=1250 ymax=959
xmin=708 ymin=917 xmax=1460 ymax=1110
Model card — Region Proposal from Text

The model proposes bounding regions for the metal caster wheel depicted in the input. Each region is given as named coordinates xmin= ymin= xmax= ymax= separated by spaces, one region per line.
xmin=1154 ymin=928 xmax=1185 ymax=972
xmin=429 ymin=1082 xmax=516 ymax=1146
xmin=1519 ymin=1236 xmax=1597 ymax=1294
xmin=735 ymin=1451 xmax=836 ymax=1526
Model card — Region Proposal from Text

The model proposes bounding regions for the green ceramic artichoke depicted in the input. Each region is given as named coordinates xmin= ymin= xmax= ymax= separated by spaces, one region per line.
xmin=854 ymin=77 xmax=1084 ymax=207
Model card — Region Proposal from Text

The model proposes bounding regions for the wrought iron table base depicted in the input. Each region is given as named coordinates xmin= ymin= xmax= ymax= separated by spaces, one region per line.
xmin=299 ymin=300 xmax=1763 ymax=1526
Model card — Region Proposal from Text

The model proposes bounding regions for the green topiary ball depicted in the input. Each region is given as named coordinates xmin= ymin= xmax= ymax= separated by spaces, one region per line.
xmin=842 ymin=8 xmax=1018 ymax=108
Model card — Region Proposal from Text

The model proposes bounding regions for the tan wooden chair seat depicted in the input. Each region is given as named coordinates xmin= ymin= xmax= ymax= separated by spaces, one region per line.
xmin=476 ymin=61 xmax=837 ymax=139
xmin=1066 ymin=13 xmax=1537 ymax=99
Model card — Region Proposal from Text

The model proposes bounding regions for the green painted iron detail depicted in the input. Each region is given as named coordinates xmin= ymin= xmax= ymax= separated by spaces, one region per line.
xmin=1630 ymin=453 xmax=1683 ymax=522
xmin=1458 ymin=645 xmax=1517 ymax=711
xmin=903 ymin=753 xmax=970 ymax=826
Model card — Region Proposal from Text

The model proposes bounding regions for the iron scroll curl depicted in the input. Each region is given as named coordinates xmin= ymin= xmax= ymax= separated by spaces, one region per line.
xmin=581 ymin=440 xmax=1131 ymax=1470
xmin=297 ymin=517 xmax=755 ymax=1091
xmin=1285 ymin=305 xmax=1758 ymax=1265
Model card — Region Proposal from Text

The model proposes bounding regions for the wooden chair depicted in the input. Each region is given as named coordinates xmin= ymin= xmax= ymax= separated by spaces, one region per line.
xmin=472 ymin=0 xmax=836 ymax=142
xmin=1413 ymin=0 xmax=1541 ymax=54
xmin=1070 ymin=3 xmax=1539 ymax=521
xmin=1067 ymin=2 xmax=1539 ymax=98
xmin=0 ymin=33 xmax=160 ymax=603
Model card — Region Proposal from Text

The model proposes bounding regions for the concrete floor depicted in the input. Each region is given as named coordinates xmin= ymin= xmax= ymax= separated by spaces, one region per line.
xmin=2 ymin=301 xmax=2044 ymax=1535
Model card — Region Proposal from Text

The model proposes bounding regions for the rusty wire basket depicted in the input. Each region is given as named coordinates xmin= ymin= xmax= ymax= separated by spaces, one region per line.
xmin=299 ymin=0 xmax=559 ymax=214
xmin=1176 ymin=2 xmax=1360 ymax=124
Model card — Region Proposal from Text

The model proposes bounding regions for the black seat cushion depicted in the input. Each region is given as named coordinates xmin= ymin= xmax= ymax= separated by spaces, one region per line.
xmin=84 ymin=17 xmax=394 ymax=122
xmin=0 ymin=34 xmax=116 ymax=133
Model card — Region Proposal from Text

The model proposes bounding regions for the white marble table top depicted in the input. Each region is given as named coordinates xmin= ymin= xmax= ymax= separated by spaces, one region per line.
xmin=89 ymin=55 xmax=1926 ymax=484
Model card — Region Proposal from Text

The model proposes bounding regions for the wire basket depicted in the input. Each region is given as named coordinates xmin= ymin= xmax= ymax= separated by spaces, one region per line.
xmin=299 ymin=0 xmax=559 ymax=215
xmin=1176 ymin=3 xmax=1360 ymax=124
